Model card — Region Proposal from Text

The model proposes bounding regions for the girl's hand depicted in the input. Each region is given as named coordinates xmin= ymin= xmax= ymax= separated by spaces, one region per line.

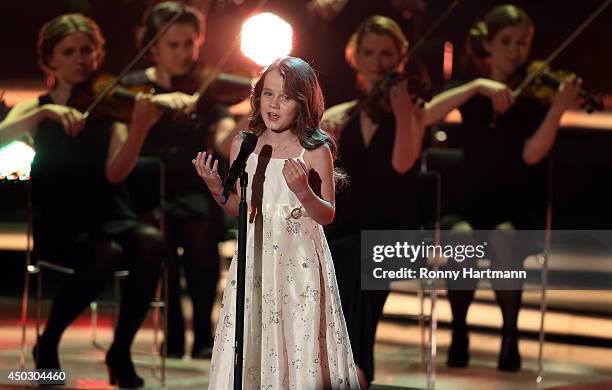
xmin=283 ymin=158 xmax=310 ymax=198
xmin=389 ymin=79 xmax=414 ymax=122
xmin=130 ymin=93 xmax=163 ymax=134
xmin=551 ymin=74 xmax=582 ymax=112
xmin=475 ymin=78 xmax=515 ymax=114
xmin=41 ymin=104 xmax=86 ymax=137
xmin=192 ymin=150 xmax=223 ymax=197
xmin=152 ymin=91 xmax=198 ymax=114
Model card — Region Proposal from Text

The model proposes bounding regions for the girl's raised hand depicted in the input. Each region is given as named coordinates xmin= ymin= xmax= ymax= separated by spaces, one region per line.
xmin=192 ymin=150 xmax=223 ymax=196
xmin=283 ymin=158 xmax=310 ymax=197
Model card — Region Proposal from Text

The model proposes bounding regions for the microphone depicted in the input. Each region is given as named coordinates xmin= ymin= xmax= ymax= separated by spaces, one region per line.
xmin=220 ymin=132 xmax=258 ymax=205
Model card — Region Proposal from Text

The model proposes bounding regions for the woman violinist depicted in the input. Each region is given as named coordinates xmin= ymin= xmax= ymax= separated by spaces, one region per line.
xmin=0 ymin=13 xmax=191 ymax=388
xmin=121 ymin=1 xmax=243 ymax=360
xmin=424 ymin=4 xmax=582 ymax=371
xmin=322 ymin=15 xmax=426 ymax=388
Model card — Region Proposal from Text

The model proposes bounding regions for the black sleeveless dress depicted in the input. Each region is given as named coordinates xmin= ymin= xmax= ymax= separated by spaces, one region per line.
xmin=329 ymin=111 xmax=419 ymax=235
xmin=448 ymin=92 xmax=549 ymax=229
xmin=325 ymin=110 xmax=419 ymax=384
xmin=31 ymin=94 xmax=138 ymax=262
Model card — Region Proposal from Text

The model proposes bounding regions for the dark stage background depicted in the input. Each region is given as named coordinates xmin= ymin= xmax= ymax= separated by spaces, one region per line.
xmin=0 ymin=0 xmax=611 ymax=106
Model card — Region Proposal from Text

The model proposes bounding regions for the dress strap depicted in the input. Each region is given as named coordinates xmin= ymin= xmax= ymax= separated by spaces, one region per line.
xmin=299 ymin=148 xmax=306 ymax=159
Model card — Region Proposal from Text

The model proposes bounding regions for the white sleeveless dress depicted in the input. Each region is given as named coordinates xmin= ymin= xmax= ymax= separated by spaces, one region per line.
xmin=208 ymin=148 xmax=360 ymax=389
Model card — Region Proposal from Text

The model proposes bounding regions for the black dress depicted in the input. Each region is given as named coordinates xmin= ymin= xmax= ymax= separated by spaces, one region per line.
xmin=31 ymin=94 xmax=138 ymax=261
xmin=325 ymin=111 xmax=419 ymax=384
xmin=449 ymin=93 xmax=549 ymax=230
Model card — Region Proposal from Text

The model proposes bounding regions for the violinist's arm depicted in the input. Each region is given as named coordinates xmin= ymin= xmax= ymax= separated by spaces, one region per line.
xmin=106 ymin=96 xmax=162 ymax=184
xmin=1 ymin=100 xmax=87 ymax=147
xmin=425 ymin=78 xmax=514 ymax=125
xmin=214 ymin=115 xmax=248 ymax=159
xmin=0 ymin=99 xmax=40 ymax=147
xmin=424 ymin=80 xmax=491 ymax=125
xmin=390 ymin=79 xmax=423 ymax=173
xmin=522 ymin=76 xmax=582 ymax=165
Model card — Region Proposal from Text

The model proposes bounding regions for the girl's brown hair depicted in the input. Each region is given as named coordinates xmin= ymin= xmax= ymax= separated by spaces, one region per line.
xmin=248 ymin=57 xmax=346 ymax=185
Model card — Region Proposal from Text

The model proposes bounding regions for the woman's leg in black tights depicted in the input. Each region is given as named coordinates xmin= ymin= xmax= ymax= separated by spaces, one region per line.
xmin=446 ymin=221 xmax=479 ymax=367
xmin=106 ymin=225 xmax=163 ymax=379
xmin=489 ymin=225 xmax=525 ymax=371
xmin=161 ymin=216 xmax=186 ymax=357
xmin=36 ymin=235 xmax=123 ymax=369
xmin=181 ymin=217 xmax=220 ymax=357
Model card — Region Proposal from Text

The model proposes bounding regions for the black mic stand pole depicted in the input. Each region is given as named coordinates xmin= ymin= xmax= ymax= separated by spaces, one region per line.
xmin=233 ymin=170 xmax=248 ymax=390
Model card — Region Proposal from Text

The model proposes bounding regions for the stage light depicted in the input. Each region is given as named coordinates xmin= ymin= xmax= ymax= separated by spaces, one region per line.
xmin=0 ymin=141 xmax=35 ymax=179
xmin=240 ymin=12 xmax=293 ymax=67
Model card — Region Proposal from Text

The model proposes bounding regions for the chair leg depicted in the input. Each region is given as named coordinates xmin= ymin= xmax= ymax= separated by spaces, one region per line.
xmin=418 ymin=288 xmax=427 ymax=365
xmin=150 ymin=265 xmax=167 ymax=385
xmin=162 ymin=265 xmax=168 ymax=385
xmin=90 ymin=301 xmax=103 ymax=350
xmin=36 ymin=270 xmax=42 ymax=340
xmin=19 ymin=265 xmax=35 ymax=368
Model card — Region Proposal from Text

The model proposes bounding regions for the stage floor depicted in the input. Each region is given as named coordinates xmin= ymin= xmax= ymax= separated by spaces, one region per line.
xmin=0 ymin=294 xmax=611 ymax=389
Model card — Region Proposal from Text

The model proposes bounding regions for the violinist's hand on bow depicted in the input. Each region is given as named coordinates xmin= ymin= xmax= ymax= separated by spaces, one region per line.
xmin=552 ymin=74 xmax=582 ymax=112
xmin=41 ymin=104 xmax=87 ymax=137
xmin=131 ymin=93 xmax=163 ymax=135
xmin=152 ymin=91 xmax=198 ymax=115
xmin=390 ymin=79 xmax=417 ymax=120
xmin=475 ymin=78 xmax=515 ymax=114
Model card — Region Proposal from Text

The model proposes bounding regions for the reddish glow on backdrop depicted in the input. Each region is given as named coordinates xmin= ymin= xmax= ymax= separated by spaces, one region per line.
xmin=443 ymin=40 xmax=453 ymax=81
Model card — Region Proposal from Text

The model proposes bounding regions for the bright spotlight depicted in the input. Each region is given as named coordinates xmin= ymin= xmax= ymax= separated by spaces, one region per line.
xmin=240 ymin=12 xmax=293 ymax=67
xmin=0 ymin=141 xmax=35 ymax=179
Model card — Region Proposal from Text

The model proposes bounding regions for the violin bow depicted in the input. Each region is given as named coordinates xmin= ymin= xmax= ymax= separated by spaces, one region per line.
xmin=513 ymin=0 xmax=611 ymax=97
xmin=193 ymin=0 xmax=271 ymax=102
xmin=83 ymin=5 xmax=188 ymax=117
xmin=341 ymin=0 xmax=460 ymax=131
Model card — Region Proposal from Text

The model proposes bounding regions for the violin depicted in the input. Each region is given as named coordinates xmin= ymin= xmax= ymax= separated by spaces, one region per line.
xmin=67 ymin=72 xmax=197 ymax=125
xmin=357 ymin=71 xmax=434 ymax=123
xmin=509 ymin=60 xmax=603 ymax=113
xmin=171 ymin=64 xmax=253 ymax=106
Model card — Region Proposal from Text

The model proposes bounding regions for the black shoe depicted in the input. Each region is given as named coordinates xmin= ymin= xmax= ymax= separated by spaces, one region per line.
xmin=161 ymin=341 xmax=184 ymax=358
xmin=447 ymin=330 xmax=469 ymax=368
xmin=33 ymin=337 xmax=60 ymax=369
xmin=105 ymin=347 xmax=144 ymax=388
xmin=498 ymin=335 xmax=521 ymax=372
xmin=191 ymin=345 xmax=213 ymax=359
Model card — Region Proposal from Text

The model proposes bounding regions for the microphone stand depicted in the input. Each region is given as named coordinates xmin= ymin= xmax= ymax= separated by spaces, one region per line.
xmin=233 ymin=170 xmax=248 ymax=390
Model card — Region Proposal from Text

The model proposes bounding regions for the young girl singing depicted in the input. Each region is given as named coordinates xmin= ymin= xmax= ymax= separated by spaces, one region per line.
xmin=193 ymin=56 xmax=360 ymax=389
